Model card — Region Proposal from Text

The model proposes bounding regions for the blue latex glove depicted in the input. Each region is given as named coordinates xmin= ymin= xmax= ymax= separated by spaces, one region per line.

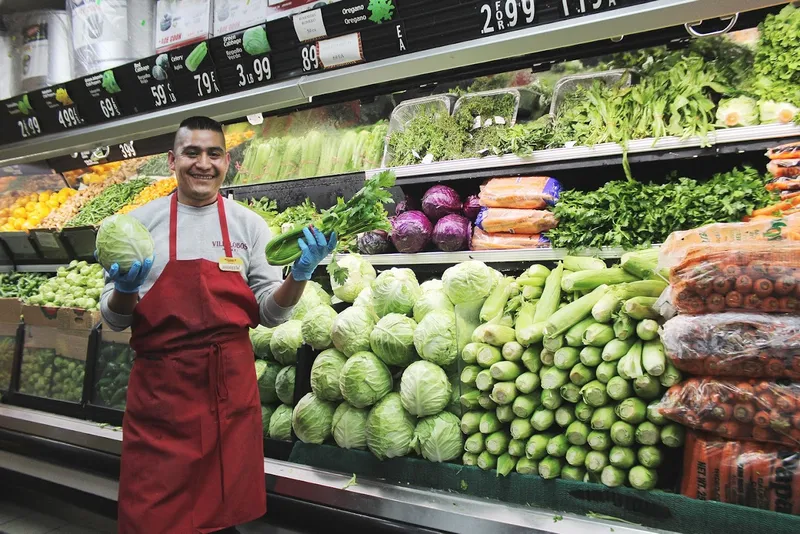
xmin=96 ymin=250 xmax=155 ymax=294
xmin=293 ymin=227 xmax=336 ymax=281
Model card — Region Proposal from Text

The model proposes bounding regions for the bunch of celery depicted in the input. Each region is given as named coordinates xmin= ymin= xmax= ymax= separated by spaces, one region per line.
xmin=460 ymin=250 xmax=685 ymax=490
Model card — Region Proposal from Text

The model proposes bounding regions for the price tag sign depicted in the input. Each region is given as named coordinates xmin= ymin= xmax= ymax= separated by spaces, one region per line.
xmin=324 ymin=0 xmax=397 ymax=34
xmin=477 ymin=0 xmax=538 ymax=36
xmin=208 ymin=26 xmax=275 ymax=94
xmin=60 ymin=227 xmax=98 ymax=262
xmin=30 ymin=230 xmax=71 ymax=262
xmin=122 ymin=54 xmax=180 ymax=113
xmin=0 ymin=95 xmax=44 ymax=143
xmin=559 ymin=0 xmax=637 ymax=19
xmin=67 ymin=68 xmax=131 ymax=124
xmin=168 ymin=42 xmax=223 ymax=103
xmin=317 ymin=33 xmax=364 ymax=69
xmin=293 ymin=9 xmax=328 ymax=42
xmin=299 ymin=42 xmax=322 ymax=73
xmin=31 ymin=85 xmax=87 ymax=133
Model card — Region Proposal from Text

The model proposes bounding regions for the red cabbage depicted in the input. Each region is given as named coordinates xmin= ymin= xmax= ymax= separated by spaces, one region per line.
xmin=421 ymin=185 xmax=462 ymax=222
xmin=395 ymin=195 xmax=420 ymax=216
xmin=463 ymin=195 xmax=481 ymax=222
xmin=432 ymin=214 xmax=471 ymax=252
xmin=358 ymin=230 xmax=392 ymax=255
xmin=391 ymin=211 xmax=432 ymax=253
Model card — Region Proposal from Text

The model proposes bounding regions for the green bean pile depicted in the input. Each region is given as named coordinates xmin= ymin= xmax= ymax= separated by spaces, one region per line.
xmin=65 ymin=178 xmax=152 ymax=227
xmin=0 ymin=272 xmax=48 ymax=299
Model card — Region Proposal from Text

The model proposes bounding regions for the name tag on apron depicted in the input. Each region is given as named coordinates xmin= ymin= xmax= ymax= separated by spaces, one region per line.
xmin=218 ymin=257 xmax=244 ymax=272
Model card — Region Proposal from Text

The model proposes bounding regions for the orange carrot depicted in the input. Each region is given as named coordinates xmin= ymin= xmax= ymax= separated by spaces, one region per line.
xmin=754 ymin=411 xmax=771 ymax=428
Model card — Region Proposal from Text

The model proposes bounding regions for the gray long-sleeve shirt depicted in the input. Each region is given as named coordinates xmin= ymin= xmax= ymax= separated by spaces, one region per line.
xmin=100 ymin=196 xmax=293 ymax=331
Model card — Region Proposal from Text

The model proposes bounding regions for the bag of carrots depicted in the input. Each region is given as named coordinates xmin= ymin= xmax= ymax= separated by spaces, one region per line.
xmin=470 ymin=227 xmax=551 ymax=250
xmin=659 ymin=214 xmax=800 ymax=270
xmin=659 ymin=377 xmax=800 ymax=447
xmin=478 ymin=176 xmax=562 ymax=209
xmin=667 ymin=241 xmax=800 ymax=314
xmin=681 ymin=431 xmax=800 ymax=514
xmin=661 ymin=313 xmax=800 ymax=379
xmin=475 ymin=207 xmax=558 ymax=235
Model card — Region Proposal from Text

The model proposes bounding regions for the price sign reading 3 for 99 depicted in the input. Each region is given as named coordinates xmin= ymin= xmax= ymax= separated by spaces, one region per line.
xmin=479 ymin=0 xmax=537 ymax=35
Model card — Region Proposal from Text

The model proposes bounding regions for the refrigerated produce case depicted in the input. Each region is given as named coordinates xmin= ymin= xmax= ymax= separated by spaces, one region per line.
xmin=2 ymin=1 xmax=800 ymax=533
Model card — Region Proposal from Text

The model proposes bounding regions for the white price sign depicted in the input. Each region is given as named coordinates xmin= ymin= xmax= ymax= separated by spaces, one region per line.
xmin=317 ymin=33 xmax=364 ymax=70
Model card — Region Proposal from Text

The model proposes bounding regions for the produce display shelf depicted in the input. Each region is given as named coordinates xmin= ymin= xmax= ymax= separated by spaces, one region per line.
xmin=0 ymin=0 xmax=777 ymax=168
xmin=320 ymin=247 xmax=657 ymax=266
xmin=0 ymin=405 xmax=665 ymax=534
xmin=368 ymin=123 xmax=800 ymax=183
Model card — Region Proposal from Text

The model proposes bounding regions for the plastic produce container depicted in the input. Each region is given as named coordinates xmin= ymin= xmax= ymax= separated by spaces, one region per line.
xmin=549 ymin=69 xmax=633 ymax=118
xmin=382 ymin=94 xmax=459 ymax=167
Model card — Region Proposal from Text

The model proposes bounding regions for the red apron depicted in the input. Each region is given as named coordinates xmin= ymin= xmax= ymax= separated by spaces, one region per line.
xmin=118 ymin=194 xmax=266 ymax=534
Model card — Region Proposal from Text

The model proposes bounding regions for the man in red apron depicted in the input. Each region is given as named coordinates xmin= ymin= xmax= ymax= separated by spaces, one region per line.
xmin=99 ymin=116 xmax=334 ymax=533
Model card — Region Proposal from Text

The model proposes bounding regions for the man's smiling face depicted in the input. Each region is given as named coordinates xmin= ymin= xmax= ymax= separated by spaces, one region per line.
xmin=169 ymin=127 xmax=230 ymax=206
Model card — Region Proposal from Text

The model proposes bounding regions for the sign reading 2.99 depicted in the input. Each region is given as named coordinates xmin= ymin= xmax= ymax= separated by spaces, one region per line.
xmin=479 ymin=0 xmax=537 ymax=35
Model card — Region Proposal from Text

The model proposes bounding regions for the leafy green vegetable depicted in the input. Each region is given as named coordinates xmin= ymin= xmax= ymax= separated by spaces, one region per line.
xmin=548 ymin=166 xmax=775 ymax=250
xmin=752 ymin=5 xmax=800 ymax=106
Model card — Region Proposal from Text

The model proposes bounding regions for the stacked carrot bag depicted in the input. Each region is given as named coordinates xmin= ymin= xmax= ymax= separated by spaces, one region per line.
xmin=471 ymin=176 xmax=560 ymax=250
xmin=655 ymin=216 xmax=800 ymax=514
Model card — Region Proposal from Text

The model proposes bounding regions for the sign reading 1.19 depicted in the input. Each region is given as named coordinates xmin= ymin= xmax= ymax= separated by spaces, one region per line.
xmin=480 ymin=0 xmax=536 ymax=35
xmin=561 ymin=0 xmax=620 ymax=18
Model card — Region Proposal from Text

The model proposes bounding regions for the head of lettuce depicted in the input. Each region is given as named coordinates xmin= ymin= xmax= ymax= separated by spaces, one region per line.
xmin=96 ymin=214 xmax=155 ymax=274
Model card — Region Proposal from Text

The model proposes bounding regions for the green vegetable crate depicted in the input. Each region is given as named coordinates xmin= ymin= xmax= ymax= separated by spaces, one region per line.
xmin=0 ymin=298 xmax=21 ymax=394
xmin=91 ymin=328 xmax=134 ymax=412
xmin=13 ymin=304 xmax=101 ymax=408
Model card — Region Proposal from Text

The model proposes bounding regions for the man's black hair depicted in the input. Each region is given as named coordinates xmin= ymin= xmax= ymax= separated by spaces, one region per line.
xmin=178 ymin=116 xmax=224 ymax=134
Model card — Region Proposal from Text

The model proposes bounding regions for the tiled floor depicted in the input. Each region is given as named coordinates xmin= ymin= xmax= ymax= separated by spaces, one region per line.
xmin=0 ymin=500 xmax=110 ymax=534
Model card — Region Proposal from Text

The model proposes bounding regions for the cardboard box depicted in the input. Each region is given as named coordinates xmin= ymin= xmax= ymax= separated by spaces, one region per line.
xmin=21 ymin=305 xmax=101 ymax=362
xmin=101 ymin=327 xmax=131 ymax=346
xmin=0 ymin=298 xmax=22 ymax=337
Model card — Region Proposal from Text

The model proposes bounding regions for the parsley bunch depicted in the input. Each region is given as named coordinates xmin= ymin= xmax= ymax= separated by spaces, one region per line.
xmin=547 ymin=166 xmax=776 ymax=251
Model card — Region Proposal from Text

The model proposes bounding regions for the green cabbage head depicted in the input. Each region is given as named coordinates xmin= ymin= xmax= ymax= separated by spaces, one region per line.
xmin=716 ymin=96 xmax=759 ymax=128
xmin=268 ymin=404 xmax=293 ymax=440
xmin=243 ymin=26 xmax=271 ymax=56
xmin=332 ymin=254 xmax=376 ymax=303
xmin=353 ymin=286 xmax=374 ymax=312
xmin=270 ymin=320 xmax=303 ymax=365
xmin=413 ymin=310 xmax=457 ymax=366
xmin=339 ymin=351 xmax=393 ymax=408
xmin=310 ymin=348 xmax=347 ymax=401
xmin=95 ymin=214 xmax=154 ymax=274
xmin=412 ymin=411 xmax=463 ymax=462
xmin=261 ymin=405 xmax=275 ymax=437
xmin=400 ymin=360 xmax=451 ymax=417
xmin=291 ymin=281 xmax=330 ymax=320
xmin=420 ymin=279 xmax=444 ymax=293
xmin=275 ymin=366 xmax=296 ymax=405
xmin=332 ymin=402 xmax=369 ymax=450
xmin=369 ymin=313 xmax=417 ymax=367
xmin=292 ymin=393 xmax=336 ymax=444
xmin=366 ymin=392 xmax=416 ymax=460
xmin=412 ymin=289 xmax=454 ymax=323
xmin=250 ymin=326 xmax=275 ymax=359
xmin=442 ymin=260 xmax=498 ymax=305
xmin=331 ymin=306 xmax=376 ymax=356
xmin=302 ymin=305 xmax=337 ymax=350
xmin=256 ymin=360 xmax=282 ymax=404
xmin=371 ymin=268 xmax=421 ymax=317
